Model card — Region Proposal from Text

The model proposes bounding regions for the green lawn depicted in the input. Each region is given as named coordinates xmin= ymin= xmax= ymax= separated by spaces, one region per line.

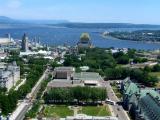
xmin=112 ymin=85 xmax=122 ymax=99
xmin=79 ymin=106 xmax=111 ymax=116
xmin=43 ymin=105 xmax=73 ymax=118
xmin=149 ymin=72 xmax=160 ymax=78
xmin=149 ymin=72 xmax=160 ymax=87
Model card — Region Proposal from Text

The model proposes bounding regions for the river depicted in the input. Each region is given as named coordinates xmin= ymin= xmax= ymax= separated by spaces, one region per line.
xmin=0 ymin=26 xmax=160 ymax=50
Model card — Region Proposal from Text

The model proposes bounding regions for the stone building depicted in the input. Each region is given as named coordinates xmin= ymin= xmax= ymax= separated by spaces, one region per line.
xmin=0 ymin=61 xmax=20 ymax=91
xmin=121 ymin=78 xmax=160 ymax=120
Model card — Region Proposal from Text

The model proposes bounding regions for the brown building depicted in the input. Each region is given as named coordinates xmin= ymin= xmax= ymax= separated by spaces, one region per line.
xmin=54 ymin=67 xmax=75 ymax=80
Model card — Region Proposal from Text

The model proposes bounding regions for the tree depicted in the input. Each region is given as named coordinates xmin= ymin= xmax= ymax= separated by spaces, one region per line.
xmin=152 ymin=64 xmax=160 ymax=72
xmin=127 ymin=49 xmax=136 ymax=58
xmin=133 ymin=57 xmax=147 ymax=63
xmin=44 ymin=87 xmax=107 ymax=104
xmin=116 ymin=55 xmax=129 ymax=64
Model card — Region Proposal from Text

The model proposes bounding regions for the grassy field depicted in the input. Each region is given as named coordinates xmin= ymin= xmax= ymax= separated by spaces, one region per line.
xmin=111 ymin=85 xmax=122 ymax=99
xmin=149 ymin=72 xmax=160 ymax=78
xmin=43 ymin=105 xmax=73 ymax=118
xmin=79 ymin=106 xmax=111 ymax=116
xmin=149 ymin=72 xmax=160 ymax=87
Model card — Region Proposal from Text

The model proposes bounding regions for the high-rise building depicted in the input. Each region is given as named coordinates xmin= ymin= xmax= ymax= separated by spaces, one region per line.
xmin=21 ymin=33 xmax=28 ymax=52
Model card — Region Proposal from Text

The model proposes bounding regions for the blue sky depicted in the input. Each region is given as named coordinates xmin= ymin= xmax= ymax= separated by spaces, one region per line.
xmin=0 ymin=0 xmax=159 ymax=24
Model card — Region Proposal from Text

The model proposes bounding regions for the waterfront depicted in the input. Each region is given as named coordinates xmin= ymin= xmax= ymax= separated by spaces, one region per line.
xmin=0 ymin=26 xmax=160 ymax=50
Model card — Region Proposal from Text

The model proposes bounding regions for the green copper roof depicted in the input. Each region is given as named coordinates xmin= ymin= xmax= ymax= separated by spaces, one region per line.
xmin=124 ymin=80 xmax=140 ymax=95
xmin=126 ymin=83 xmax=139 ymax=95
xmin=140 ymin=89 xmax=160 ymax=99
xmin=80 ymin=33 xmax=90 ymax=41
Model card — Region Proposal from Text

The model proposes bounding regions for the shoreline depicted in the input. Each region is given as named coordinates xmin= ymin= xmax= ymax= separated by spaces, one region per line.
xmin=102 ymin=35 xmax=160 ymax=44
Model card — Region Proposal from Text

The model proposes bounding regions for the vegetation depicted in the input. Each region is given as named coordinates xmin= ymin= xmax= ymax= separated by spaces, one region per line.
xmin=105 ymin=67 xmax=129 ymax=80
xmin=25 ymin=102 xmax=40 ymax=118
xmin=79 ymin=106 xmax=111 ymax=116
xmin=130 ymin=68 xmax=158 ymax=86
xmin=44 ymin=87 xmax=107 ymax=104
xmin=25 ymin=76 xmax=52 ymax=118
xmin=43 ymin=105 xmax=73 ymax=118
xmin=109 ymin=30 xmax=160 ymax=42
xmin=43 ymin=105 xmax=110 ymax=117
xmin=0 ymin=56 xmax=48 ymax=115
xmin=133 ymin=57 xmax=148 ymax=63
xmin=63 ymin=48 xmax=158 ymax=86
xmin=113 ymin=51 xmax=129 ymax=64
xmin=152 ymin=64 xmax=160 ymax=72
xmin=110 ymin=82 xmax=122 ymax=98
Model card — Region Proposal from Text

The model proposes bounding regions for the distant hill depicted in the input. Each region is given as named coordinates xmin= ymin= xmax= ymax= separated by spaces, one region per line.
xmin=0 ymin=16 xmax=18 ymax=24
xmin=54 ymin=23 xmax=160 ymax=29
xmin=1 ymin=16 xmax=160 ymax=28
xmin=0 ymin=16 xmax=69 ymax=25
xmin=22 ymin=20 xmax=69 ymax=24
xmin=0 ymin=16 xmax=12 ymax=21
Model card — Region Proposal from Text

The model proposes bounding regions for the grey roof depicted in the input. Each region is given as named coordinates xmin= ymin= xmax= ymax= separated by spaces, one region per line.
xmin=73 ymin=72 xmax=103 ymax=81
xmin=139 ymin=93 xmax=160 ymax=120
xmin=47 ymin=80 xmax=83 ymax=88
xmin=54 ymin=67 xmax=75 ymax=72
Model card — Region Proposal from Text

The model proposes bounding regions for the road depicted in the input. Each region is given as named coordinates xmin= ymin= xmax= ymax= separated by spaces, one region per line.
xmin=10 ymin=68 xmax=49 ymax=120
xmin=105 ymin=81 xmax=130 ymax=120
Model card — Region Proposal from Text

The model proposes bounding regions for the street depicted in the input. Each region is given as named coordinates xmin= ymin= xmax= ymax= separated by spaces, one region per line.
xmin=10 ymin=68 xmax=49 ymax=120
xmin=105 ymin=81 xmax=130 ymax=120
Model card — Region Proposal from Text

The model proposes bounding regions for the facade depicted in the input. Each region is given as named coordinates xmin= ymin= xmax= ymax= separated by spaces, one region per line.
xmin=0 ymin=61 xmax=20 ymax=91
xmin=54 ymin=67 xmax=75 ymax=80
xmin=0 ymin=49 xmax=7 ymax=59
xmin=47 ymin=67 xmax=104 ymax=89
xmin=21 ymin=33 xmax=29 ymax=52
xmin=121 ymin=78 xmax=160 ymax=120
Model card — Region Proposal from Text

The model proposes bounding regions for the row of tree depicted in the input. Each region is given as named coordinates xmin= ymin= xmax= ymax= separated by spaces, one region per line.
xmin=44 ymin=87 xmax=107 ymax=104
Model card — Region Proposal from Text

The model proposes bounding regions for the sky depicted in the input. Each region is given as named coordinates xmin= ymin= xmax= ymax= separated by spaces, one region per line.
xmin=0 ymin=0 xmax=159 ymax=24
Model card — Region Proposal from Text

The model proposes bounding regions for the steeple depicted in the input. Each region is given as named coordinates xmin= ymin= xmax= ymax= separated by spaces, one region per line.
xmin=21 ymin=33 xmax=28 ymax=52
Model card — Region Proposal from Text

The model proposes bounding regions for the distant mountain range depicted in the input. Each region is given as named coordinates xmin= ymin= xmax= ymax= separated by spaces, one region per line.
xmin=0 ymin=16 xmax=69 ymax=24
xmin=55 ymin=23 xmax=160 ymax=29
xmin=0 ymin=16 xmax=19 ymax=24
xmin=1 ymin=16 xmax=160 ymax=29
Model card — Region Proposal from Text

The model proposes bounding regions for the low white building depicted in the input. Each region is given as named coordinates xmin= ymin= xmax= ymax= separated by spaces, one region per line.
xmin=0 ymin=49 xmax=7 ymax=60
xmin=0 ymin=37 xmax=13 ymax=45
xmin=0 ymin=61 xmax=20 ymax=91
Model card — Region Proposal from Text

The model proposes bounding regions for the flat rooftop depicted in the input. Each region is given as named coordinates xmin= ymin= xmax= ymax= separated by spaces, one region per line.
xmin=47 ymin=80 xmax=83 ymax=88
xmin=73 ymin=72 xmax=103 ymax=81
xmin=54 ymin=67 xmax=75 ymax=72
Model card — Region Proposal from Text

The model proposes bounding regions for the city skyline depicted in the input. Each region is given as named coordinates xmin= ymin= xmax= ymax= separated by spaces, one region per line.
xmin=0 ymin=0 xmax=160 ymax=24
